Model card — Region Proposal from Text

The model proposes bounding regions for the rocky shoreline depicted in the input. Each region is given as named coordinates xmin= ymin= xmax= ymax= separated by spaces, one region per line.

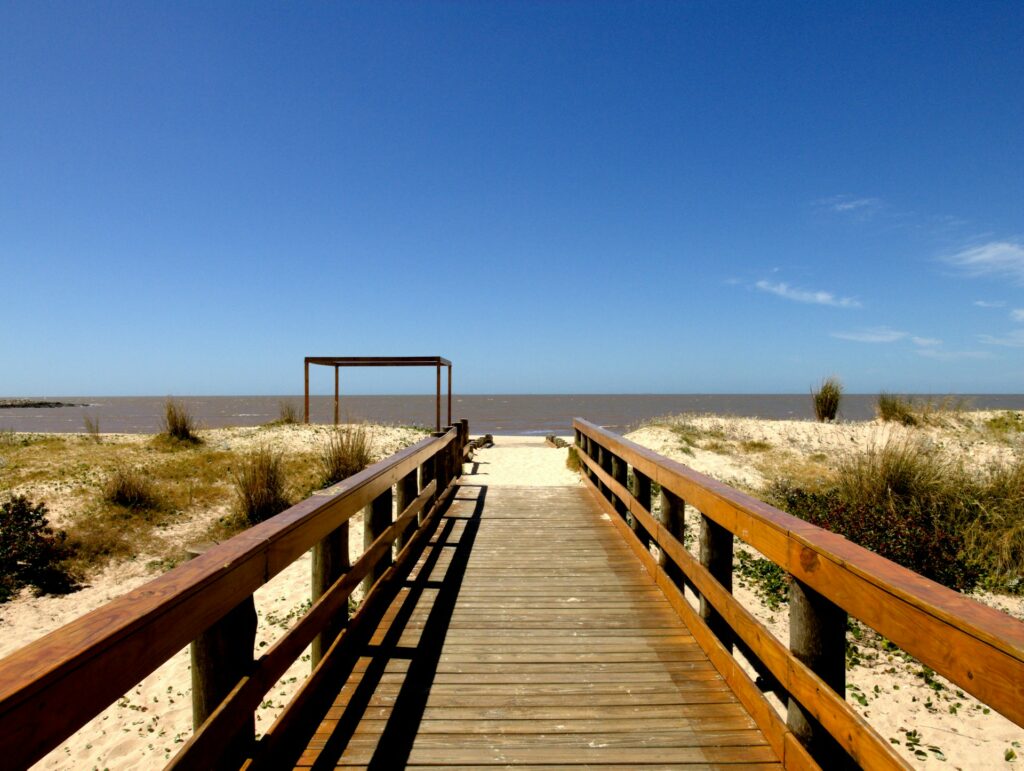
xmin=0 ymin=399 xmax=87 ymax=409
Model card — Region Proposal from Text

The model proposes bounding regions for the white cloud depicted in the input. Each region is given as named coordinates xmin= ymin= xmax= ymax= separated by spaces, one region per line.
xmin=911 ymin=336 xmax=942 ymax=347
xmin=1011 ymin=309 xmax=1024 ymax=322
xmin=818 ymin=195 xmax=882 ymax=214
xmin=979 ymin=330 xmax=1024 ymax=348
xmin=974 ymin=300 xmax=1006 ymax=308
xmin=755 ymin=280 xmax=861 ymax=308
xmin=831 ymin=327 xmax=906 ymax=343
xmin=917 ymin=349 xmax=992 ymax=361
xmin=944 ymin=241 xmax=1024 ymax=284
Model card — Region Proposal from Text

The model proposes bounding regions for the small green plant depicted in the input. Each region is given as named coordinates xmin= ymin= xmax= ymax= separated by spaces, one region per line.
xmin=986 ymin=410 xmax=1024 ymax=437
xmin=104 ymin=466 xmax=160 ymax=510
xmin=566 ymin=445 xmax=581 ymax=472
xmin=277 ymin=401 xmax=299 ymax=425
xmin=811 ymin=376 xmax=843 ymax=422
xmin=233 ymin=446 xmax=290 ymax=524
xmin=161 ymin=398 xmax=200 ymax=443
xmin=83 ymin=414 xmax=101 ymax=442
xmin=0 ymin=495 xmax=77 ymax=601
xmin=318 ymin=425 xmax=373 ymax=487
xmin=736 ymin=548 xmax=788 ymax=609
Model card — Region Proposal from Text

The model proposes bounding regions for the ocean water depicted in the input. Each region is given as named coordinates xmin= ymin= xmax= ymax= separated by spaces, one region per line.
xmin=2 ymin=394 xmax=1023 ymax=435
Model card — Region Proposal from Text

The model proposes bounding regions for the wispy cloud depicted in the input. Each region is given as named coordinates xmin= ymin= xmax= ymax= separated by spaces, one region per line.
xmin=1011 ymin=309 xmax=1024 ymax=322
xmin=973 ymin=300 xmax=1006 ymax=308
xmin=818 ymin=195 xmax=882 ymax=215
xmin=755 ymin=280 xmax=861 ymax=308
xmin=831 ymin=327 xmax=906 ymax=343
xmin=911 ymin=336 xmax=942 ymax=347
xmin=979 ymin=330 xmax=1024 ymax=348
xmin=944 ymin=240 xmax=1024 ymax=284
xmin=917 ymin=349 xmax=992 ymax=361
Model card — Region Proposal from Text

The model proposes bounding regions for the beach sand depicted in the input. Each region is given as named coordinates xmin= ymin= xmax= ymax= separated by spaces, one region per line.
xmin=2 ymin=422 xmax=1022 ymax=768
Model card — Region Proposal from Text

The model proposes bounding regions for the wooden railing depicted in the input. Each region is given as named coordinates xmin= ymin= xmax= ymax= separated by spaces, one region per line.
xmin=0 ymin=420 xmax=470 ymax=770
xmin=574 ymin=418 xmax=1024 ymax=770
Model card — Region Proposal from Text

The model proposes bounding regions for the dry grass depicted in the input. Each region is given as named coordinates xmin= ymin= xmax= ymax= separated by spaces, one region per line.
xmin=161 ymin=398 xmax=200 ymax=444
xmin=811 ymin=376 xmax=843 ymax=422
xmin=82 ymin=415 xmax=101 ymax=442
xmin=319 ymin=425 xmax=373 ymax=487
xmin=278 ymin=400 xmax=299 ymax=424
xmin=232 ymin=445 xmax=290 ymax=525
xmin=103 ymin=466 xmax=160 ymax=509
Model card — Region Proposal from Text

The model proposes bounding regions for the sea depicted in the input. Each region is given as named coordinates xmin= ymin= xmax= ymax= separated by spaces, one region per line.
xmin=2 ymin=394 xmax=1024 ymax=436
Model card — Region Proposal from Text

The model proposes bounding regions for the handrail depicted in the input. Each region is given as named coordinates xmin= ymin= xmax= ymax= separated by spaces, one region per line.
xmin=574 ymin=418 xmax=1024 ymax=769
xmin=0 ymin=422 xmax=468 ymax=770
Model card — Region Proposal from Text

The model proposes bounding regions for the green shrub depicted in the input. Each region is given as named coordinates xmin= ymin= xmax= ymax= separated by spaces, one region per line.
xmin=162 ymin=398 xmax=200 ymax=443
xmin=319 ymin=425 xmax=373 ymax=487
xmin=811 ymin=377 xmax=843 ymax=422
xmin=233 ymin=446 xmax=290 ymax=524
xmin=0 ymin=496 xmax=77 ymax=601
xmin=767 ymin=439 xmax=982 ymax=592
xmin=103 ymin=466 xmax=160 ymax=509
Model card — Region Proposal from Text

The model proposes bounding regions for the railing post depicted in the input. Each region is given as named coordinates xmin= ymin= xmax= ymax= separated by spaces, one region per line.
xmin=631 ymin=469 xmax=652 ymax=549
xmin=311 ymin=522 xmax=349 ymax=667
xmin=187 ymin=547 xmax=256 ymax=767
xmin=361 ymin=487 xmax=393 ymax=597
xmin=610 ymin=453 xmax=628 ymax=516
xmin=597 ymin=445 xmax=612 ymax=500
xmin=699 ymin=513 xmax=733 ymax=651
xmin=658 ymin=487 xmax=684 ymax=586
xmin=788 ymin=578 xmax=848 ymax=763
xmin=395 ymin=469 xmax=419 ymax=553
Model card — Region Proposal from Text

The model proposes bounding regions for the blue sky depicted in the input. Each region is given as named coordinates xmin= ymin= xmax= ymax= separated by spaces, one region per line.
xmin=2 ymin=1 xmax=1022 ymax=395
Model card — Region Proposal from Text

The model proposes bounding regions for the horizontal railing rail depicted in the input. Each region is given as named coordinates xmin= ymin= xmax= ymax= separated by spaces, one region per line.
xmin=574 ymin=418 xmax=1024 ymax=770
xmin=0 ymin=420 xmax=470 ymax=770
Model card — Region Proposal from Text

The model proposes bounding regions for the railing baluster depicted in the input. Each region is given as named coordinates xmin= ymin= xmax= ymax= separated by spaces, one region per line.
xmin=658 ymin=486 xmax=683 ymax=586
xmin=698 ymin=513 xmax=733 ymax=652
xmin=395 ymin=469 xmax=419 ymax=553
xmin=631 ymin=469 xmax=652 ymax=549
xmin=361 ymin=487 xmax=394 ymax=596
xmin=311 ymin=522 xmax=350 ymax=667
xmin=610 ymin=453 xmax=628 ymax=516
xmin=788 ymin=578 xmax=848 ymax=763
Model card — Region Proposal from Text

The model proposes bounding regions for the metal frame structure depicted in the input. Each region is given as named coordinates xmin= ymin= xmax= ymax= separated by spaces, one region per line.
xmin=303 ymin=356 xmax=453 ymax=431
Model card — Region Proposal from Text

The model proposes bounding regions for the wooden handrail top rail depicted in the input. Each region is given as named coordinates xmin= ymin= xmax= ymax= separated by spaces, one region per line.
xmin=574 ymin=418 xmax=1024 ymax=727
xmin=0 ymin=428 xmax=457 ymax=734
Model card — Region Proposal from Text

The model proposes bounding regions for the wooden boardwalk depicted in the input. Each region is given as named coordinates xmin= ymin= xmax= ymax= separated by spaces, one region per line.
xmin=292 ymin=483 xmax=780 ymax=769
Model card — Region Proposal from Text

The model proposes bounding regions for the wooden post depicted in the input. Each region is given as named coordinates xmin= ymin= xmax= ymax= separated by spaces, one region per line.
xmin=699 ymin=514 xmax=733 ymax=651
xmin=394 ymin=470 xmax=418 ymax=553
xmin=632 ymin=469 xmax=652 ymax=549
xmin=597 ymin=445 xmax=612 ymax=500
xmin=447 ymin=365 xmax=453 ymax=427
xmin=460 ymin=418 xmax=469 ymax=458
xmin=311 ymin=523 xmax=349 ymax=667
xmin=361 ymin=487 xmax=393 ymax=597
xmin=430 ymin=430 xmax=447 ymax=502
xmin=303 ymin=359 xmax=310 ymax=424
xmin=610 ymin=453 xmax=628 ymax=516
xmin=333 ymin=366 xmax=339 ymax=426
xmin=187 ymin=546 xmax=256 ymax=767
xmin=658 ymin=487 xmax=684 ymax=586
xmin=788 ymin=579 xmax=848 ymax=763
xmin=435 ymin=364 xmax=441 ymax=432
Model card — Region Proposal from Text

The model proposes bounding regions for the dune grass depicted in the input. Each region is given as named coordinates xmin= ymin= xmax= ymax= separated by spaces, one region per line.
xmin=161 ymin=398 xmax=200 ymax=444
xmin=232 ymin=445 xmax=290 ymax=525
xmin=318 ymin=424 xmax=373 ymax=487
xmin=811 ymin=376 xmax=843 ymax=422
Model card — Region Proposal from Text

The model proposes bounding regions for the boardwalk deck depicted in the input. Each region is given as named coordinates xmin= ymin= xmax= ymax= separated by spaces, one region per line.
xmin=289 ymin=483 xmax=781 ymax=769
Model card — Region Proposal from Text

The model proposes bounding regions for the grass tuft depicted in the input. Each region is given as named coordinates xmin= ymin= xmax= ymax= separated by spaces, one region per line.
xmin=83 ymin=414 xmax=101 ymax=442
xmin=161 ymin=398 xmax=200 ymax=444
xmin=566 ymin=445 xmax=582 ymax=472
xmin=278 ymin=400 xmax=299 ymax=424
xmin=318 ymin=425 xmax=373 ymax=487
xmin=233 ymin=445 xmax=290 ymax=525
xmin=811 ymin=376 xmax=843 ymax=422
xmin=103 ymin=466 xmax=160 ymax=509
xmin=877 ymin=392 xmax=919 ymax=426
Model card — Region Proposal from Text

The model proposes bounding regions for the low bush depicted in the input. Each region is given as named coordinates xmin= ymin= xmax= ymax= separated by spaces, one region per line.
xmin=233 ymin=446 xmax=290 ymax=524
xmin=0 ymin=496 xmax=77 ymax=601
xmin=767 ymin=438 xmax=983 ymax=592
xmin=811 ymin=377 xmax=843 ymax=422
xmin=103 ymin=466 xmax=160 ymax=509
xmin=162 ymin=398 xmax=200 ymax=443
xmin=319 ymin=425 xmax=373 ymax=487
xmin=566 ymin=446 xmax=581 ymax=472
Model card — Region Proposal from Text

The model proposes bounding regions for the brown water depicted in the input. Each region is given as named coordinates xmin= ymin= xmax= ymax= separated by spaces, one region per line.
xmin=2 ymin=394 xmax=1023 ymax=435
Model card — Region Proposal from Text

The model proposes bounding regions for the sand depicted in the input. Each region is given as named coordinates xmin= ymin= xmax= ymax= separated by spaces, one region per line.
xmin=2 ymin=423 xmax=1022 ymax=769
